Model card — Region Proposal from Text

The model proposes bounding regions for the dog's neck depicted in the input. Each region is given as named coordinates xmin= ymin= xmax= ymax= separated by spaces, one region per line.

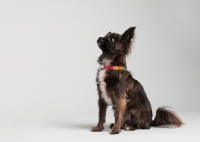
xmin=98 ymin=53 xmax=127 ymax=68
xmin=101 ymin=58 xmax=111 ymax=66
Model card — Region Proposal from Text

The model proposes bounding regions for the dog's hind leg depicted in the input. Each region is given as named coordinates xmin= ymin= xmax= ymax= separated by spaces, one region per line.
xmin=124 ymin=124 xmax=136 ymax=131
xmin=130 ymin=109 xmax=151 ymax=130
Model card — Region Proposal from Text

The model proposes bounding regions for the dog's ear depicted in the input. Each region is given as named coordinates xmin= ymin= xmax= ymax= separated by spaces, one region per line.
xmin=121 ymin=27 xmax=136 ymax=43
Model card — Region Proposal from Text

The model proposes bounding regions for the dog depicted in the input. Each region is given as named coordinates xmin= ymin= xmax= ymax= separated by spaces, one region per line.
xmin=91 ymin=27 xmax=183 ymax=134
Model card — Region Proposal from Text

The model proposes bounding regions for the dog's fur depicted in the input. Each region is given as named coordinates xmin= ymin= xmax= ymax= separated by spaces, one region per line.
xmin=91 ymin=27 xmax=183 ymax=134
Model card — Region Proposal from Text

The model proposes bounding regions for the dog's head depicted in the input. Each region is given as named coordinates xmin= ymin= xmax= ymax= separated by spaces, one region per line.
xmin=97 ymin=27 xmax=136 ymax=55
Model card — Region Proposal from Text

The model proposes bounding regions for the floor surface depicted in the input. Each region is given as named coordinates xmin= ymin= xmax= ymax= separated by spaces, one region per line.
xmin=0 ymin=111 xmax=199 ymax=142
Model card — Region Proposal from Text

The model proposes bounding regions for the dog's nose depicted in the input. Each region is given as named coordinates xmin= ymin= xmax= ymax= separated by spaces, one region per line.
xmin=97 ymin=37 xmax=105 ymax=46
xmin=98 ymin=37 xmax=104 ymax=41
xmin=97 ymin=37 xmax=104 ymax=43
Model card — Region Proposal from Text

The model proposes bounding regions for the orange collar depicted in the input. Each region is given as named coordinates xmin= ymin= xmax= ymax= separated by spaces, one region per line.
xmin=103 ymin=66 xmax=126 ymax=70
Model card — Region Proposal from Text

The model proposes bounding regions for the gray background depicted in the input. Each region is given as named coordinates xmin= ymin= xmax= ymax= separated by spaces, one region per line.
xmin=0 ymin=0 xmax=200 ymax=125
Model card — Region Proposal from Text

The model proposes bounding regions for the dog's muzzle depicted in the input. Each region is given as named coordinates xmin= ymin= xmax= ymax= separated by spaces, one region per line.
xmin=97 ymin=37 xmax=105 ymax=47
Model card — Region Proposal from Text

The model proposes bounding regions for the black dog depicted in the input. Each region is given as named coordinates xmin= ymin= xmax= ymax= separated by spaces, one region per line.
xmin=91 ymin=27 xmax=183 ymax=134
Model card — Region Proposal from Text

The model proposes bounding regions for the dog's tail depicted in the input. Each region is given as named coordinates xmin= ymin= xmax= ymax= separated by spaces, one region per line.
xmin=151 ymin=107 xmax=183 ymax=128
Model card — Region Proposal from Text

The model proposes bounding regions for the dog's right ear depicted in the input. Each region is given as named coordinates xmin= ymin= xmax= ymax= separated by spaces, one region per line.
xmin=121 ymin=27 xmax=136 ymax=43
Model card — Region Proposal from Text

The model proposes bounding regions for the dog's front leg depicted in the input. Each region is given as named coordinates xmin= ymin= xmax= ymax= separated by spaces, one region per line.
xmin=110 ymin=98 xmax=126 ymax=134
xmin=91 ymin=98 xmax=107 ymax=132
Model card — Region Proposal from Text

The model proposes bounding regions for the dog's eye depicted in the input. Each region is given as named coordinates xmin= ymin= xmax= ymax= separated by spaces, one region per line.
xmin=111 ymin=38 xmax=115 ymax=42
xmin=108 ymin=37 xmax=115 ymax=43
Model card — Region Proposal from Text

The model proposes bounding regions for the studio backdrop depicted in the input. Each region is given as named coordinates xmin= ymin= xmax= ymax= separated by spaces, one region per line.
xmin=0 ymin=0 xmax=200 ymax=122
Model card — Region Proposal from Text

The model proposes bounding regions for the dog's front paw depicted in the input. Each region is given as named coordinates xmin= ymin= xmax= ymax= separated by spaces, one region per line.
xmin=91 ymin=126 xmax=104 ymax=132
xmin=110 ymin=127 xmax=120 ymax=134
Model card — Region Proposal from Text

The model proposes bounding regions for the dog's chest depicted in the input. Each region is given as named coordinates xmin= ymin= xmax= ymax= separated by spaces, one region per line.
xmin=98 ymin=70 xmax=113 ymax=105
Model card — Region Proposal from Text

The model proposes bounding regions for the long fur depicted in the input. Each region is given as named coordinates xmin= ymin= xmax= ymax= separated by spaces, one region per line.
xmin=91 ymin=27 xmax=183 ymax=134
xmin=151 ymin=107 xmax=183 ymax=127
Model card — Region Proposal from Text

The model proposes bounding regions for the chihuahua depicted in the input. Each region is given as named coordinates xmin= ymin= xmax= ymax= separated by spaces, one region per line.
xmin=91 ymin=27 xmax=183 ymax=134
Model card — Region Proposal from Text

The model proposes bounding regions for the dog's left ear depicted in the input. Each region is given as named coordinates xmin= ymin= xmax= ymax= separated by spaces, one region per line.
xmin=121 ymin=27 xmax=136 ymax=43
